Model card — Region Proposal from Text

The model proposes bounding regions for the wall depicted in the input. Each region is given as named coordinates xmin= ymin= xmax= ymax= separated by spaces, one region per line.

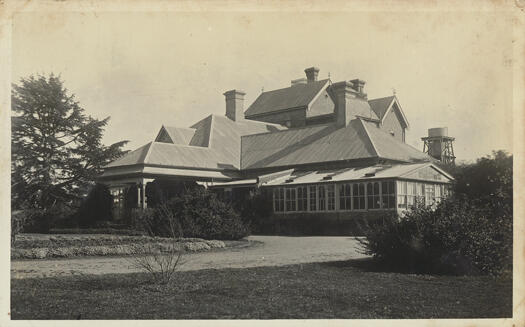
xmin=258 ymin=210 xmax=392 ymax=236
xmin=306 ymin=89 xmax=335 ymax=118
xmin=247 ymin=108 xmax=306 ymax=127
xmin=380 ymin=105 xmax=405 ymax=143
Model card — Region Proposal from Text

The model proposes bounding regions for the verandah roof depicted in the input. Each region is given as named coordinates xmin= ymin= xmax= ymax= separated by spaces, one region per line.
xmin=259 ymin=162 xmax=453 ymax=187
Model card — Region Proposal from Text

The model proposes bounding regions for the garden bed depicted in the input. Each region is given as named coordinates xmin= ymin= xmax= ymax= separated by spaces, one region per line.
xmin=11 ymin=233 xmax=227 ymax=259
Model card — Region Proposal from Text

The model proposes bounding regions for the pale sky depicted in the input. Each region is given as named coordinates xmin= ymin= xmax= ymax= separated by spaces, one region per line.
xmin=12 ymin=11 xmax=514 ymax=162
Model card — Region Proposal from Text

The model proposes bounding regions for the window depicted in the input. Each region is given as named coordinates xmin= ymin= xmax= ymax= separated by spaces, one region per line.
xmin=309 ymin=186 xmax=317 ymax=211
xmin=327 ymin=184 xmax=335 ymax=211
xmin=297 ymin=186 xmax=307 ymax=211
xmin=318 ymin=185 xmax=326 ymax=211
xmin=397 ymin=181 xmax=407 ymax=209
xmin=425 ymin=184 xmax=435 ymax=205
xmin=273 ymin=188 xmax=285 ymax=212
xmin=111 ymin=187 xmax=125 ymax=209
xmin=367 ymin=182 xmax=381 ymax=209
xmin=416 ymin=182 xmax=425 ymax=205
xmin=339 ymin=183 xmax=352 ymax=210
xmin=407 ymin=182 xmax=416 ymax=207
xmin=444 ymin=184 xmax=452 ymax=198
xmin=353 ymin=183 xmax=366 ymax=210
xmin=381 ymin=181 xmax=396 ymax=209
xmin=285 ymin=187 xmax=297 ymax=212
xmin=435 ymin=184 xmax=443 ymax=203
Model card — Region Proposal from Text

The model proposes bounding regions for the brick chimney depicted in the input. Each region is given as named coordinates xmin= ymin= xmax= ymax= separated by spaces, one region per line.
xmin=224 ymin=89 xmax=246 ymax=121
xmin=331 ymin=81 xmax=359 ymax=127
xmin=304 ymin=67 xmax=320 ymax=83
xmin=350 ymin=79 xmax=367 ymax=99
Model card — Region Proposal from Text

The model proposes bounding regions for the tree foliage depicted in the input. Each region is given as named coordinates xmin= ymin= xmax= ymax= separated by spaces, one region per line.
xmin=442 ymin=150 xmax=512 ymax=202
xmin=11 ymin=74 xmax=128 ymax=210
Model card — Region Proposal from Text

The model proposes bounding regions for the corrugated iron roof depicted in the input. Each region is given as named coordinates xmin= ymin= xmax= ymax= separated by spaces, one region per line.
xmin=241 ymin=119 xmax=378 ymax=170
xmin=368 ymin=96 xmax=395 ymax=120
xmin=361 ymin=120 xmax=432 ymax=162
xmin=260 ymin=162 xmax=452 ymax=186
xmin=350 ymin=97 xmax=380 ymax=120
xmin=163 ymin=126 xmax=195 ymax=145
xmin=104 ymin=114 xmax=287 ymax=171
xmin=244 ymin=79 xmax=329 ymax=117
xmin=105 ymin=142 xmax=152 ymax=168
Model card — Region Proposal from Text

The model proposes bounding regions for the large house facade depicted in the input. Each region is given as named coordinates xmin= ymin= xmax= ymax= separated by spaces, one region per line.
xmin=100 ymin=67 xmax=453 ymax=225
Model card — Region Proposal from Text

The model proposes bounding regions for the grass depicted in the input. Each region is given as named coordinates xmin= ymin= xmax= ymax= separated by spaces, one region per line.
xmin=11 ymin=259 xmax=512 ymax=319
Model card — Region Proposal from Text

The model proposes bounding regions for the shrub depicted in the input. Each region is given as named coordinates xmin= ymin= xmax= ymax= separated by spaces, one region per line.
xmin=19 ymin=205 xmax=75 ymax=233
xmin=132 ymin=188 xmax=249 ymax=240
xmin=235 ymin=190 xmax=273 ymax=233
xmin=360 ymin=195 xmax=512 ymax=276
xmin=75 ymin=183 xmax=113 ymax=228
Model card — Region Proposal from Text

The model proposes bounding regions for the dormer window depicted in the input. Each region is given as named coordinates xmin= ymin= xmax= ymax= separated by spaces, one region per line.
xmin=390 ymin=130 xmax=395 ymax=137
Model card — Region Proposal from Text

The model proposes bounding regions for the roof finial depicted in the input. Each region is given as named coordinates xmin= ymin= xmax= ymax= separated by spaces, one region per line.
xmin=392 ymin=88 xmax=396 ymax=95
xmin=328 ymin=72 xmax=332 ymax=85
xmin=261 ymin=86 xmax=264 ymax=93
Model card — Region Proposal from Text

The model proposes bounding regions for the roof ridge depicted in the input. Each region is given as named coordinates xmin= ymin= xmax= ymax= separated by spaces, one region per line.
xmin=260 ymin=78 xmax=330 ymax=95
xmin=151 ymin=141 xmax=215 ymax=150
xmin=207 ymin=114 xmax=215 ymax=148
xmin=306 ymin=80 xmax=330 ymax=111
xmin=357 ymin=118 xmax=381 ymax=158
xmin=241 ymin=122 xmax=333 ymax=139
xmin=241 ymin=118 xmax=287 ymax=128
xmin=164 ymin=125 xmax=196 ymax=131
xmin=141 ymin=141 xmax=154 ymax=164
xmin=368 ymin=95 xmax=396 ymax=102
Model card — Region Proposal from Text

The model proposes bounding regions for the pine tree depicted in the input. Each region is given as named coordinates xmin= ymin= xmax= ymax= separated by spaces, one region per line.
xmin=11 ymin=74 xmax=128 ymax=210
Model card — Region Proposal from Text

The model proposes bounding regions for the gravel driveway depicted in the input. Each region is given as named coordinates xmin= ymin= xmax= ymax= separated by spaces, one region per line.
xmin=11 ymin=236 xmax=367 ymax=279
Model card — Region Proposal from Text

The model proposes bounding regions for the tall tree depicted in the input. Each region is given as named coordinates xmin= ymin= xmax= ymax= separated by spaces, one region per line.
xmin=11 ymin=74 xmax=128 ymax=210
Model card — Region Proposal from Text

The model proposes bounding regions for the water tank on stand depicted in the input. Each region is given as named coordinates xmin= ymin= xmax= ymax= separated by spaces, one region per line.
xmin=421 ymin=127 xmax=455 ymax=165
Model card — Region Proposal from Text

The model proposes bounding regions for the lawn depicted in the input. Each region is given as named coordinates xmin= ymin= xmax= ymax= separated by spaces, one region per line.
xmin=11 ymin=259 xmax=512 ymax=319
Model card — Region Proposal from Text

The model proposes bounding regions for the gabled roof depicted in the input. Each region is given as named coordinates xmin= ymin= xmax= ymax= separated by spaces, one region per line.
xmin=155 ymin=125 xmax=195 ymax=144
xmin=368 ymin=95 xmax=409 ymax=129
xmin=368 ymin=96 xmax=395 ymax=120
xmin=244 ymin=79 xmax=329 ymax=117
xmin=241 ymin=118 xmax=433 ymax=170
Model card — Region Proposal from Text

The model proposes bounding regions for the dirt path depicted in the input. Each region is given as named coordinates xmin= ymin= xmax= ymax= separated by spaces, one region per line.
xmin=11 ymin=236 xmax=367 ymax=279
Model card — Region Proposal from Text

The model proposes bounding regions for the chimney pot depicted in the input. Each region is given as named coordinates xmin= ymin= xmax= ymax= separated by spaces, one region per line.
xmin=350 ymin=79 xmax=367 ymax=98
xmin=304 ymin=67 xmax=320 ymax=83
xmin=291 ymin=78 xmax=307 ymax=86
xmin=223 ymin=89 xmax=246 ymax=121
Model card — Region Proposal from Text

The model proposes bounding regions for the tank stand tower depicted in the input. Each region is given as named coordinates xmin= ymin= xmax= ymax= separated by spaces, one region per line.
xmin=421 ymin=127 xmax=456 ymax=165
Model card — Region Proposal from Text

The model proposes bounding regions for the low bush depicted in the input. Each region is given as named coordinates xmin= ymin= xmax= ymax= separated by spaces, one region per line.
xmin=132 ymin=188 xmax=249 ymax=240
xmin=48 ymin=227 xmax=145 ymax=236
xmin=360 ymin=195 xmax=512 ymax=276
xmin=18 ymin=205 xmax=75 ymax=234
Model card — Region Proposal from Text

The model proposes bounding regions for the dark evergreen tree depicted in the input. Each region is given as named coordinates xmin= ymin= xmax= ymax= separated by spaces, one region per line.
xmin=11 ymin=74 xmax=128 ymax=211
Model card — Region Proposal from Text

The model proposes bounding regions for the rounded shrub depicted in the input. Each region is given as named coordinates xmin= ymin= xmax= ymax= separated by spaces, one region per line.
xmin=360 ymin=195 xmax=512 ymax=276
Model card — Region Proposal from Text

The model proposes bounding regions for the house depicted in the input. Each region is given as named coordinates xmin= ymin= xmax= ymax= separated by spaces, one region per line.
xmin=99 ymin=67 xmax=453 ymax=227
